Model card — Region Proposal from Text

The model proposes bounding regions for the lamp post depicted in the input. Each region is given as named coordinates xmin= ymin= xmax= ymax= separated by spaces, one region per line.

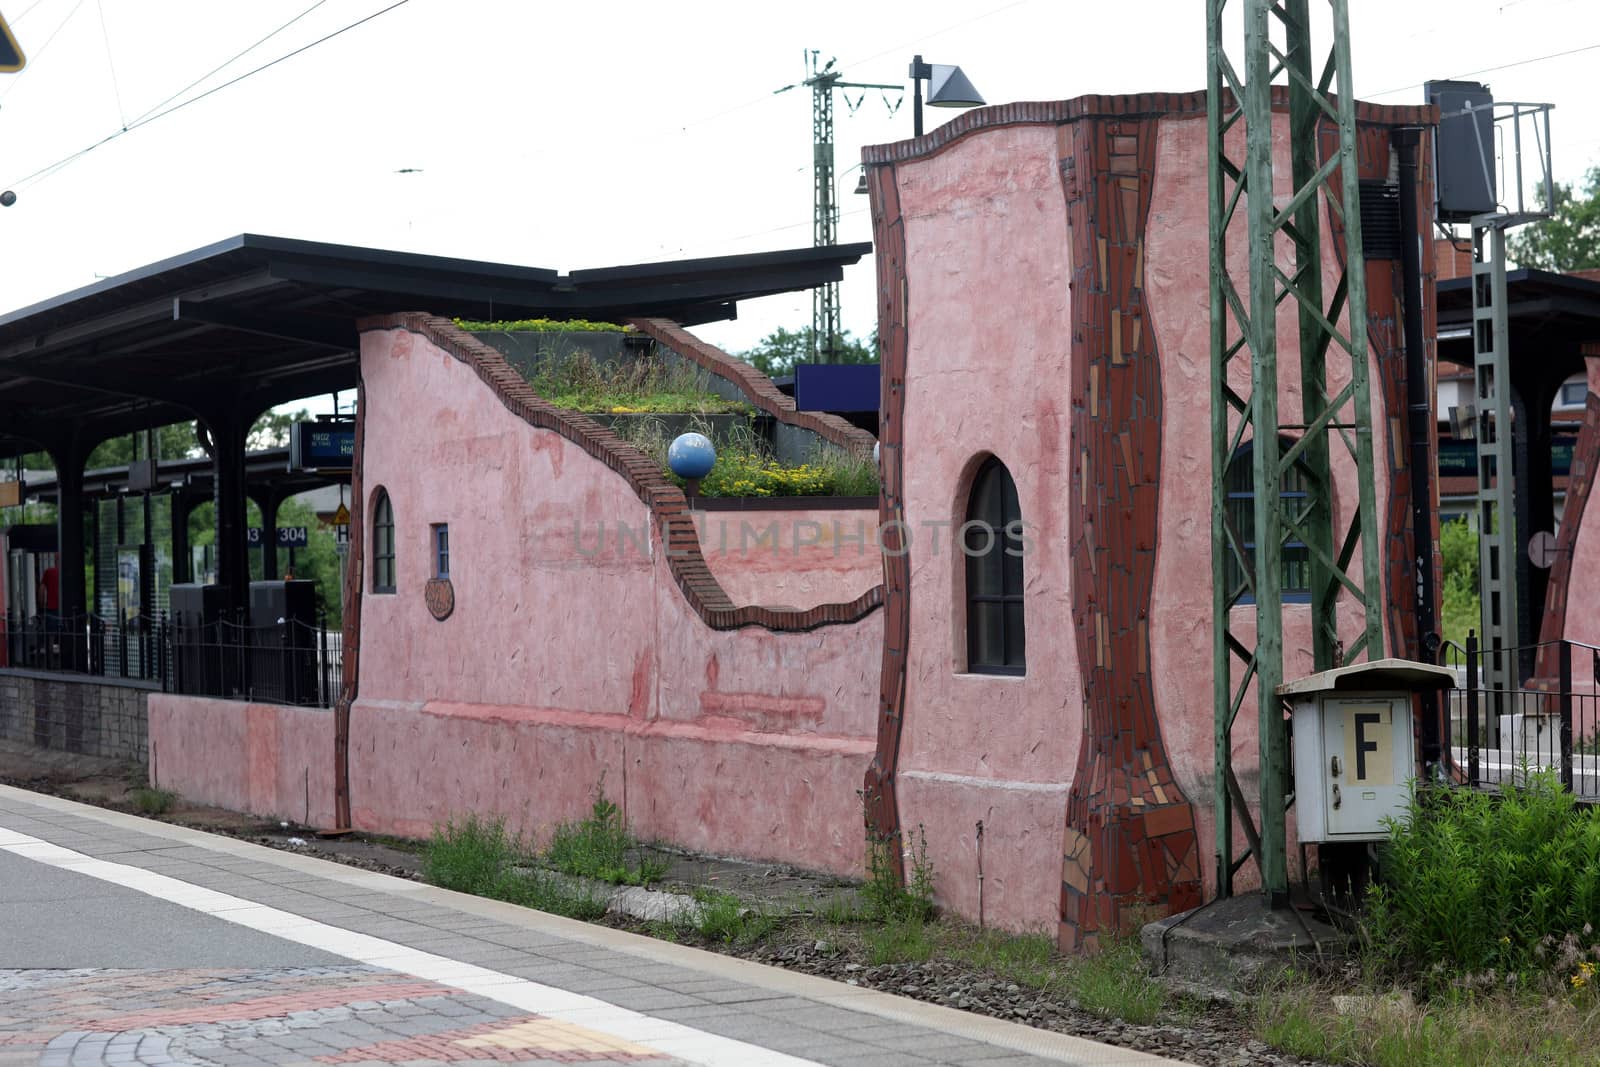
xmin=909 ymin=54 xmax=985 ymax=137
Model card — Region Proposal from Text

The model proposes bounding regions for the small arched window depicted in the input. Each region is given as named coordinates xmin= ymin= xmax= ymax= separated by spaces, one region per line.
xmin=372 ymin=488 xmax=396 ymax=594
xmin=964 ymin=457 xmax=1026 ymax=675
xmin=1224 ymin=441 xmax=1311 ymax=603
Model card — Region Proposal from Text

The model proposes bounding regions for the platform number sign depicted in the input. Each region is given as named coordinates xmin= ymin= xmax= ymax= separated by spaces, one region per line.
xmin=0 ymin=12 xmax=24 ymax=73
xmin=1341 ymin=703 xmax=1394 ymax=786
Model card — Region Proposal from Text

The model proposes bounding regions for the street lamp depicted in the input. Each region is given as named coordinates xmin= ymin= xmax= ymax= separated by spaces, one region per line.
xmin=909 ymin=54 xmax=985 ymax=137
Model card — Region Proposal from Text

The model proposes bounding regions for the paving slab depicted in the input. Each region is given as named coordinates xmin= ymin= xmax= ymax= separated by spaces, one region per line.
xmin=0 ymin=784 xmax=1182 ymax=1067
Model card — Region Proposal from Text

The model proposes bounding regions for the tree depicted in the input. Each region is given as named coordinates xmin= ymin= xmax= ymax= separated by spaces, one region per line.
xmin=740 ymin=327 xmax=876 ymax=378
xmin=1507 ymin=167 xmax=1600 ymax=271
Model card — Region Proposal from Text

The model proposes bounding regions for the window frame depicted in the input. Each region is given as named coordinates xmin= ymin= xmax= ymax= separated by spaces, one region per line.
xmin=963 ymin=456 xmax=1026 ymax=676
xmin=432 ymin=522 xmax=450 ymax=580
xmin=371 ymin=489 xmax=396 ymax=594
xmin=1560 ymin=379 xmax=1588 ymax=406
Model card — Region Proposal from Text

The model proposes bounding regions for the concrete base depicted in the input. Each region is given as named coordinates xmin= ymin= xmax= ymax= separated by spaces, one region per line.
xmin=1140 ymin=894 xmax=1351 ymax=1000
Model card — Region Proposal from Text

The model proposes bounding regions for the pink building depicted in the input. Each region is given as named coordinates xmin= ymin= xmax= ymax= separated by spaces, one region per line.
xmin=148 ymin=88 xmax=1470 ymax=949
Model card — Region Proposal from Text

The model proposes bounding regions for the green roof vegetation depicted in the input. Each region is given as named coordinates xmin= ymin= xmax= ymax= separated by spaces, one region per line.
xmin=614 ymin=417 xmax=878 ymax=499
xmin=524 ymin=350 xmax=749 ymax=415
xmin=457 ymin=317 xmax=629 ymax=332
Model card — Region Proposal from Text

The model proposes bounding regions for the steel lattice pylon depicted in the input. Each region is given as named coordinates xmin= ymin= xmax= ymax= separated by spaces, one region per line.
xmin=800 ymin=52 xmax=899 ymax=364
xmin=1207 ymin=0 xmax=1384 ymax=902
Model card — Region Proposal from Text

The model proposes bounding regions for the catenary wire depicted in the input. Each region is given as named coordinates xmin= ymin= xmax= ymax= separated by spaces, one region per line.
xmin=6 ymin=0 xmax=409 ymax=190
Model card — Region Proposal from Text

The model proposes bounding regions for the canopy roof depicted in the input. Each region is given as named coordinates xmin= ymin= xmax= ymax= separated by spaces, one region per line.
xmin=0 ymin=234 xmax=870 ymax=459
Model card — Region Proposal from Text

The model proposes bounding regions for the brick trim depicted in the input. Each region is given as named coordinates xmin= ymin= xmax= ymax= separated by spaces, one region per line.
xmin=356 ymin=313 xmax=883 ymax=633
xmin=332 ymin=368 xmax=367 ymax=830
xmin=861 ymin=159 xmax=910 ymax=864
xmin=628 ymin=318 xmax=878 ymax=458
xmin=862 ymin=89 xmax=1436 ymax=166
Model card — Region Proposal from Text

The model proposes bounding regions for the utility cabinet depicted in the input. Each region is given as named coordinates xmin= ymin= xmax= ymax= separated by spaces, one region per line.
xmin=1281 ymin=659 xmax=1457 ymax=842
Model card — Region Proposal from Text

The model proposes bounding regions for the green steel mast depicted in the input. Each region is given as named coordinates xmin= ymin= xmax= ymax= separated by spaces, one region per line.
xmin=1207 ymin=0 xmax=1384 ymax=903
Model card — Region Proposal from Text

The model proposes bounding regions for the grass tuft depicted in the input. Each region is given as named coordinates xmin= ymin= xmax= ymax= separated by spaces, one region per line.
xmin=544 ymin=789 xmax=667 ymax=887
xmin=130 ymin=786 xmax=177 ymax=815
xmin=1069 ymin=936 xmax=1164 ymax=1024
xmin=422 ymin=812 xmax=608 ymax=920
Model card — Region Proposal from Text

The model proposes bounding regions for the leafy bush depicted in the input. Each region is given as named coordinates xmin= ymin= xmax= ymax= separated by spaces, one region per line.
xmin=545 ymin=789 xmax=667 ymax=887
xmin=1440 ymin=517 xmax=1481 ymax=649
xmin=1367 ymin=773 xmax=1600 ymax=983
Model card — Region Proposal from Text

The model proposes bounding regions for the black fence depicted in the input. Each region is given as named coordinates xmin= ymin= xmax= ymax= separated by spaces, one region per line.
xmin=1441 ymin=635 xmax=1600 ymax=800
xmin=2 ymin=610 xmax=342 ymax=708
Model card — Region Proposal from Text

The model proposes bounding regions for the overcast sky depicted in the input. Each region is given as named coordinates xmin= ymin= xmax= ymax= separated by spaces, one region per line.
xmin=0 ymin=0 xmax=1594 ymax=396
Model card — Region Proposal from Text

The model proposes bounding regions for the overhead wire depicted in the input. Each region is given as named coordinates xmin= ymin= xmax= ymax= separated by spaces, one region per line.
xmin=1366 ymin=40 xmax=1600 ymax=99
xmin=93 ymin=0 xmax=125 ymax=127
xmin=6 ymin=0 xmax=410 ymax=190
xmin=125 ymin=0 xmax=331 ymax=128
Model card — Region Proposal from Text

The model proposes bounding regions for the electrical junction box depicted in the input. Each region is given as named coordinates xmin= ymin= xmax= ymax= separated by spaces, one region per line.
xmin=1280 ymin=659 xmax=1457 ymax=843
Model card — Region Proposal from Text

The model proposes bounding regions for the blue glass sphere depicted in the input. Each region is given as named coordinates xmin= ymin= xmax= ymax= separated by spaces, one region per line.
xmin=668 ymin=432 xmax=717 ymax=480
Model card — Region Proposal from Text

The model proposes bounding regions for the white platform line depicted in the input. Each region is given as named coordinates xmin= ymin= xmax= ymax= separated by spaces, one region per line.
xmin=0 ymin=826 xmax=818 ymax=1067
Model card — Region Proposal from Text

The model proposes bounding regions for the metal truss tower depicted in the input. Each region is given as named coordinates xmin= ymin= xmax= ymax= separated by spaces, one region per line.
xmin=1465 ymin=101 xmax=1553 ymax=694
xmin=1207 ymin=0 xmax=1384 ymax=902
xmin=799 ymin=52 xmax=899 ymax=363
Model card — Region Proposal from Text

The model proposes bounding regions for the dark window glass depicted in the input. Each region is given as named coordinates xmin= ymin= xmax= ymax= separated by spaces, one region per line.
xmin=372 ymin=490 xmax=396 ymax=593
xmin=1560 ymin=380 xmax=1587 ymax=406
xmin=965 ymin=457 xmax=1025 ymax=674
xmin=1224 ymin=442 xmax=1311 ymax=604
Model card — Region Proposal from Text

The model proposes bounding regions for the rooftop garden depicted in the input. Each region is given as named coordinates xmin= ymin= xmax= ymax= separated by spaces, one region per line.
xmin=457 ymin=318 xmax=878 ymax=498
xmin=455 ymin=317 xmax=629 ymax=333
xmin=616 ymin=418 xmax=878 ymax=499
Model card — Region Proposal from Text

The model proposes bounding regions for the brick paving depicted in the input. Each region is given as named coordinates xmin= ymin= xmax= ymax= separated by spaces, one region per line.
xmin=1 ymin=966 xmax=688 ymax=1066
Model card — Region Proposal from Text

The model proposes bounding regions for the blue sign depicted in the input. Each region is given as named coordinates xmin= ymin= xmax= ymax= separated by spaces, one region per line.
xmin=247 ymin=526 xmax=309 ymax=548
xmin=291 ymin=420 xmax=355 ymax=472
xmin=794 ymin=363 xmax=880 ymax=413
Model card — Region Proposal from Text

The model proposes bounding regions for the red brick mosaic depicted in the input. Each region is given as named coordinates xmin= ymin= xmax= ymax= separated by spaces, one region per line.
xmin=861 ymin=162 xmax=910 ymax=857
xmin=1055 ymin=118 xmax=1201 ymax=952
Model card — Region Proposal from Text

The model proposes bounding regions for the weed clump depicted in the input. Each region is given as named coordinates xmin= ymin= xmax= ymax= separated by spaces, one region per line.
xmin=130 ymin=787 xmax=177 ymax=815
xmin=423 ymin=813 xmax=607 ymax=920
xmin=545 ymin=789 xmax=667 ymax=887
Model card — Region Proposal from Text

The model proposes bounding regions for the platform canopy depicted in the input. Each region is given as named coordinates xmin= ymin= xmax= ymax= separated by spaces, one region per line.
xmin=0 ymin=234 xmax=871 ymax=459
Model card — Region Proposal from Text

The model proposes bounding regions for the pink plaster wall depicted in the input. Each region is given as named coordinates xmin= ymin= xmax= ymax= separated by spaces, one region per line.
xmin=148 ymin=694 xmax=336 ymax=826
xmin=1144 ymin=112 xmax=1393 ymax=892
xmin=697 ymin=508 xmax=881 ymax=611
xmin=883 ymin=108 xmax=1401 ymax=925
xmin=889 ymin=123 xmax=1081 ymax=932
xmin=349 ymin=325 xmax=881 ymax=875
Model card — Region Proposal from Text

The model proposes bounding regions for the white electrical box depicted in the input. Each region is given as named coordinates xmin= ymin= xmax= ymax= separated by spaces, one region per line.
xmin=1280 ymin=659 xmax=1457 ymax=843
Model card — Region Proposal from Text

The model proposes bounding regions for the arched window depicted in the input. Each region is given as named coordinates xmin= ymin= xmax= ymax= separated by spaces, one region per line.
xmin=964 ymin=457 xmax=1026 ymax=675
xmin=372 ymin=489 xmax=396 ymax=594
xmin=1224 ymin=442 xmax=1311 ymax=603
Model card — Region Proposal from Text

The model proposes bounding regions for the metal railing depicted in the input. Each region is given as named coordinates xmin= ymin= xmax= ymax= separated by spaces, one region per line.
xmin=1441 ymin=634 xmax=1600 ymax=799
xmin=1 ymin=610 xmax=342 ymax=708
